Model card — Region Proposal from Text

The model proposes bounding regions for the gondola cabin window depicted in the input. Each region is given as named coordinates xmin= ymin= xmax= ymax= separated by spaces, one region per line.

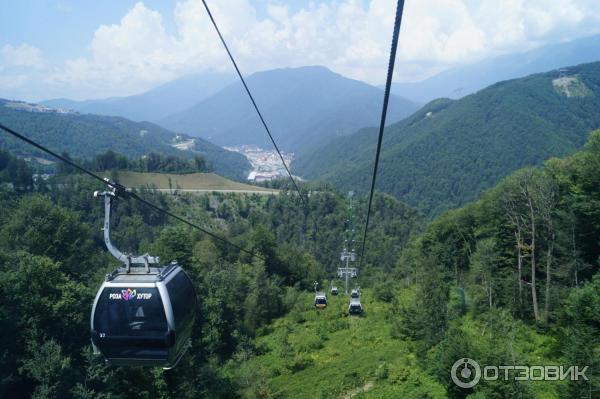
xmin=94 ymin=287 xmax=167 ymax=337
xmin=166 ymin=270 xmax=196 ymax=330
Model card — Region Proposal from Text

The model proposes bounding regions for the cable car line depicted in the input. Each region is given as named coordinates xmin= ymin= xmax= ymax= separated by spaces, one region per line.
xmin=0 ymin=122 xmax=120 ymax=189
xmin=0 ymin=0 xmax=412 ymax=369
xmin=0 ymin=122 xmax=264 ymax=260
xmin=358 ymin=0 xmax=406 ymax=268
xmin=200 ymin=0 xmax=308 ymax=209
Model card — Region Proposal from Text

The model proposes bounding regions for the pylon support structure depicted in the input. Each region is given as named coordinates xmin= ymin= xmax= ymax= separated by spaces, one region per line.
xmin=338 ymin=250 xmax=357 ymax=294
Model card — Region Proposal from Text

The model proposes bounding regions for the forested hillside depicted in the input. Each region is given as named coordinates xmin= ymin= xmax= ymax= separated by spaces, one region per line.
xmin=0 ymin=146 xmax=423 ymax=398
xmin=230 ymin=130 xmax=600 ymax=398
xmin=0 ymin=129 xmax=598 ymax=397
xmin=0 ymin=99 xmax=250 ymax=180
xmin=294 ymin=61 xmax=600 ymax=217
xmin=159 ymin=66 xmax=420 ymax=154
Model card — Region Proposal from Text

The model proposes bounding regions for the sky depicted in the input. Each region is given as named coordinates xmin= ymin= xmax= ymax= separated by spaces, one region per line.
xmin=1 ymin=0 xmax=600 ymax=102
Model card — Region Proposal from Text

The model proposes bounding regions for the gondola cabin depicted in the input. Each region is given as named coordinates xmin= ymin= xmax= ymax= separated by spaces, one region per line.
xmin=314 ymin=292 xmax=328 ymax=309
xmin=348 ymin=298 xmax=363 ymax=315
xmin=91 ymin=263 xmax=196 ymax=369
xmin=350 ymin=289 xmax=360 ymax=298
xmin=331 ymin=286 xmax=339 ymax=296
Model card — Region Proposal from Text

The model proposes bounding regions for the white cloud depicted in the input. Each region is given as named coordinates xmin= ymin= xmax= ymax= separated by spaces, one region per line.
xmin=0 ymin=43 xmax=47 ymax=100
xmin=7 ymin=0 xmax=600 ymax=100
xmin=1 ymin=43 xmax=46 ymax=69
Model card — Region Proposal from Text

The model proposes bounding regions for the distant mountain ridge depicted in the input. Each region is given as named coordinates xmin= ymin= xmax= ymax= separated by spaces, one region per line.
xmin=159 ymin=66 xmax=421 ymax=154
xmin=41 ymin=71 xmax=235 ymax=122
xmin=0 ymin=99 xmax=250 ymax=180
xmin=293 ymin=61 xmax=600 ymax=216
xmin=391 ymin=34 xmax=600 ymax=103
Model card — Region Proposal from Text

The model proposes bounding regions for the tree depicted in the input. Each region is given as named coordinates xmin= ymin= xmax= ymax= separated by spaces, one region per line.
xmin=560 ymin=275 xmax=600 ymax=398
xmin=533 ymin=171 xmax=559 ymax=324
xmin=469 ymin=238 xmax=500 ymax=315
xmin=0 ymin=195 xmax=93 ymax=278
xmin=503 ymin=180 xmax=528 ymax=312
xmin=414 ymin=250 xmax=452 ymax=346
xmin=20 ymin=339 xmax=72 ymax=399
xmin=152 ymin=226 xmax=195 ymax=266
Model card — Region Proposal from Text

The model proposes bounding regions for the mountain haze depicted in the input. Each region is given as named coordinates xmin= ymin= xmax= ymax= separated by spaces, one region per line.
xmin=392 ymin=34 xmax=600 ymax=103
xmin=41 ymin=72 xmax=235 ymax=122
xmin=159 ymin=66 xmax=420 ymax=153
xmin=294 ymin=61 xmax=600 ymax=216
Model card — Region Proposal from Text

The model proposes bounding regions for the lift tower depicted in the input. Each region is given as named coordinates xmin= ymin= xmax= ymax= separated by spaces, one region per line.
xmin=338 ymin=249 xmax=357 ymax=294
xmin=337 ymin=191 xmax=357 ymax=294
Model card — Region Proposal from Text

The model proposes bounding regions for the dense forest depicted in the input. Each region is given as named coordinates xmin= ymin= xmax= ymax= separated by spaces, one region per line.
xmin=293 ymin=61 xmax=600 ymax=217
xmin=0 ymin=100 xmax=250 ymax=180
xmin=74 ymin=150 xmax=211 ymax=175
xmin=0 ymin=128 xmax=598 ymax=397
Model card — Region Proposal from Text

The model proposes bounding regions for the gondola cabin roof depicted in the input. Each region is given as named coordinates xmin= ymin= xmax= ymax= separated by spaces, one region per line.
xmin=105 ymin=263 xmax=178 ymax=283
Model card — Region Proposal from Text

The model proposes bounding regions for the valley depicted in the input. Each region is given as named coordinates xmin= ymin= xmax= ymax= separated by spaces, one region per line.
xmin=1 ymin=16 xmax=599 ymax=397
xmin=226 ymin=145 xmax=295 ymax=182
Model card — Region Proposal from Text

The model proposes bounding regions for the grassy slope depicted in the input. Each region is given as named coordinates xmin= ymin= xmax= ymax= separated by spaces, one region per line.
xmin=116 ymin=171 xmax=275 ymax=192
xmin=226 ymin=288 xmax=443 ymax=398
xmin=226 ymin=288 xmax=561 ymax=398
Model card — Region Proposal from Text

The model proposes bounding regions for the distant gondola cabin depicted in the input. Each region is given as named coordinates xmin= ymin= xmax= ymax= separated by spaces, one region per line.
xmin=314 ymin=293 xmax=328 ymax=309
xmin=348 ymin=298 xmax=363 ymax=315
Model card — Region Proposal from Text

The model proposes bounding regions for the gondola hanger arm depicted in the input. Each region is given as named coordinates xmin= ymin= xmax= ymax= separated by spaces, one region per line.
xmin=94 ymin=188 xmax=159 ymax=272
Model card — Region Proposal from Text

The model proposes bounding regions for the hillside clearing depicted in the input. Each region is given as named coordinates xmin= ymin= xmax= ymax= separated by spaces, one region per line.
xmin=226 ymin=289 xmax=448 ymax=398
xmin=116 ymin=171 xmax=278 ymax=194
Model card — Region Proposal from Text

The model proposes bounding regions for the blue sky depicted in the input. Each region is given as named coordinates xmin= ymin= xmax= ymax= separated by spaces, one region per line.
xmin=1 ymin=2 xmax=165 ymax=61
xmin=0 ymin=1 xmax=335 ymax=63
xmin=1 ymin=0 xmax=599 ymax=101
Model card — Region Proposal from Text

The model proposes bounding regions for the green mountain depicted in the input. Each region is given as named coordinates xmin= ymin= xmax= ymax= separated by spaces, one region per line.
xmin=0 ymin=99 xmax=250 ymax=180
xmin=41 ymin=71 xmax=235 ymax=122
xmin=294 ymin=61 xmax=600 ymax=216
xmin=159 ymin=66 xmax=420 ymax=154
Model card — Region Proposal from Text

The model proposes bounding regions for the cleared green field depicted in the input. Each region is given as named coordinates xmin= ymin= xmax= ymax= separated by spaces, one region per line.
xmin=226 ymin=288 xmax=447 ymax=398
xmin=225 ymin=287 xmax=560 ymax=399
xmin=116 ymin=171 xmax=277 ymax=193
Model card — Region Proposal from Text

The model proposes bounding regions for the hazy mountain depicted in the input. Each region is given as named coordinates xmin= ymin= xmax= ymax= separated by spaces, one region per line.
xmin=0 ymin=99 xmax=250 ymax=180
xmin=159 ymin=66 xmax=420 ymax=153
xmin=293 ymin=61 xmax=600 ymax=216
xmin=41 ymin=71 xmax=235 ymax=122
xmin=391 ymin=34 xmax=600 ymax=103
